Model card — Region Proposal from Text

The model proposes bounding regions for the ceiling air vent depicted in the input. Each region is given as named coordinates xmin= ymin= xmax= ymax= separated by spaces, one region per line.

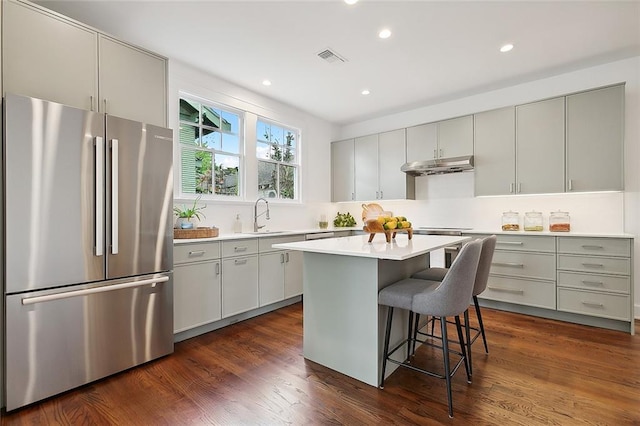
xmin=317 ymin=48 xmax=347 ymax=64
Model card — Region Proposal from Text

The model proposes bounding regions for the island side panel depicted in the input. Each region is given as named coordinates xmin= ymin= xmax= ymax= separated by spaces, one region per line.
xmin=302 ymin=251 xmax=428 ymax=386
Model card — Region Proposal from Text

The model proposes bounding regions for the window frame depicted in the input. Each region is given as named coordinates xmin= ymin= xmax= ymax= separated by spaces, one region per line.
xmin=178 ymin=94 xmax=244 ymax=200
xmin=256 ymin=117 xmax=301 ymax=202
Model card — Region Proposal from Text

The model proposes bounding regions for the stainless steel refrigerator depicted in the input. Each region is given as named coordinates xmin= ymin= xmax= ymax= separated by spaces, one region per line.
xmin=3 ymin=93 xmax=174 ymax=411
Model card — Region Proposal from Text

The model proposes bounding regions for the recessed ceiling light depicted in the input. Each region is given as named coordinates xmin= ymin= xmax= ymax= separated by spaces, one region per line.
xmin=500 ymin=43 xmax=514 ymax=53
xmin=262 ymin=79 xmax=272 ymax=86
xmin=361 ymin=89 xmax=370 ymax=95
xmin=378 ymin=28 xmax=392 ymax=39
xmin=344 ymin=0 xmax=358 ymax=4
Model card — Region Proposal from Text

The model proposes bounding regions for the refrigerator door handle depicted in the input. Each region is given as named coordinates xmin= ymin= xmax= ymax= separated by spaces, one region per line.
xmin=21 ymin=275 xmax=170 ymax=305
xmin=111 ymin=138 xmax=119 ymax=254
xmin=95 ymin=136 xmax=104 ymax=256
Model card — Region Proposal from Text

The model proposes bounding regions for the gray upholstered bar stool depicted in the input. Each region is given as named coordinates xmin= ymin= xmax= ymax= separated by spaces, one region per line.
xmin=378 ymin=239 xmax=482 ymax=418
xmin=411 ymin=235 xmax=497 ymax=375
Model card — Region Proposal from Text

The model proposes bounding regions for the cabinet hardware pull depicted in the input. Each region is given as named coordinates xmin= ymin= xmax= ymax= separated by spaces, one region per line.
xmin=188 ymin=250 xmax=205 ymax=257
xmin=433 ymin=149 xmax=437 ymax=159
xmin=234 ymin=259 xmax=248 ymax=265
xmin=351 ymin=192 xmax=354 ymax=201
xmin=234 ymin=246 xmax=248 ymax=252
xmin=581 ymin=245 xmax=604 ymax=250
xmin=439 ymin=148 xmax=443 ymax=158
xmin=497 ymin=241 xmax=523 ymax=246
xmin=103 ymin=98 xmax=108 ymax=113
xmin=517 ymin=183 xmax=522 ymax=193
xmin=509 ymin=183 xmax=514 ymax=193
xmin=380 ymin=190 xmax=383 ymax=199
xmin=280 ymin=253 xmax=285 ymax=263
xmin=285 ymin=253 xmax=290 ymax=262
xmin=581 ymin=301 xmax=604 ymax=308
xmin=581 ymin=280 xmax=604 ymax=286
xmin=492 ymin=262 xmax=524 ymax=268
xmin=581 ymin=263 xmax=604 ymax=268
xmin=568 ymin=179 xmax=573 ymax=191
xmin=111 ymin=139 xmax=119 ymax=254
xmin=215 ymin=263 xmax=220 ymax=275
xmin=95 ymin=136 xmax=104 ymax=256
xmin=488 ymin=286 xmax=524 ymax=294
xmin=90 ymin=95 xmax=95 ymax=111
xmin=22 ymin=275 xmax=169 ymax=305
xmin=376 ymin=191 xmax=379 ymax=199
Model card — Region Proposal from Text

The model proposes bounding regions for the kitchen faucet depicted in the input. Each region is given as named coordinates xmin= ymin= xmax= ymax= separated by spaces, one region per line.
xmin=254 ymin=197 xmax=270 ymax=232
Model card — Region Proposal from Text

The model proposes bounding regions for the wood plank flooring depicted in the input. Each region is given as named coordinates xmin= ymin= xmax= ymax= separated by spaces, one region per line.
xmin=2 ymin=302 xmax=639 ymax=425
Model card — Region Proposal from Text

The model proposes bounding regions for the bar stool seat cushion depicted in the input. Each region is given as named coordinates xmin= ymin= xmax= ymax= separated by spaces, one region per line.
xmin=378 ymin=278 xmax=440 ymax=310
xmin=412 ymin=267 xmax=448 ymax=281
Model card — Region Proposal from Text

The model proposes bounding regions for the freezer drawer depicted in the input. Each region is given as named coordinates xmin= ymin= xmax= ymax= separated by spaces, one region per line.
xmin=5 ymin=274 xmax=174 ymax=411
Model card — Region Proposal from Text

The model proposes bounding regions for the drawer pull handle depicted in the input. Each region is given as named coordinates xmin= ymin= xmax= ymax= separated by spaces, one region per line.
xmin=581 ymin=245 xmax=604 ymax=250
xmin=234 ymin=246 xmax=248 ymax=252
xmin=581 ymin=263 xmax=604 ymax=268
xmin=581 ymin=280 xmax=604 ymax=286
xmin=188 ymin=250 xmax=206 ymax=257
xmin=497 ymin=241 xmax=524 ymax=246
xmin=581 ymin=301 xmax=604 ymax=308
xmin=285 ymin=252 xmax=290 ymax=262
xmin=492 ymin=262 xmax=524 ymax=268
xmin=280 ymin=253 xmax=285 ymax=263
xmin=488 ymin=286 xmax=524 ymax=294
xmin=234 ymin=259 xmax=248 ymax=265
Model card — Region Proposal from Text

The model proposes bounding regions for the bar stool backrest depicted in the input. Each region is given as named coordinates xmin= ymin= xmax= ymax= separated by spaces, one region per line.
xmin=473 ymin=235 xmax=497 ymax=297
xmin=411 ymin=239 xmax=482 ymax=317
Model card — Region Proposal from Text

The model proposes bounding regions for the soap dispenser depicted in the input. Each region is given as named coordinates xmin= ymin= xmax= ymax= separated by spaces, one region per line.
xmin=234 ymin=214 xmax=242 ymax=233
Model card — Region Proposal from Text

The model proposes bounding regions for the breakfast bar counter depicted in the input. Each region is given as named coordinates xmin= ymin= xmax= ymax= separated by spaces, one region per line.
xmin=273 ymin=234 xmax=471 ymax=386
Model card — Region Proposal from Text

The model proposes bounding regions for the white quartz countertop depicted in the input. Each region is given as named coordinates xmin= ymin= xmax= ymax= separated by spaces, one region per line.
xmin=173 ymin=227 xmax=359 ymax=245
xmin=272 ymin=234 xmax=471 ymax=261
xmin=462 ymin=229 xmax=635 ymax=238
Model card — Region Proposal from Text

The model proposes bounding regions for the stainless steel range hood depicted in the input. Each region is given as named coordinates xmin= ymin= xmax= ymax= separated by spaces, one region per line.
xmin=401 ymin=155 xmax=474 ymax=176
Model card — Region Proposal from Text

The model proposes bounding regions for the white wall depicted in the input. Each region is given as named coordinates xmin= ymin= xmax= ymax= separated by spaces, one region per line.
xmin=168 ymin=60 xmax=336 ymax=233
xmin=334 ymin=56 xmax=640 ymax=318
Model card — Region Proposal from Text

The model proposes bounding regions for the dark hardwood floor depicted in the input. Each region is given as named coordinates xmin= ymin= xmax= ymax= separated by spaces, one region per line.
xmin=2 ymin=302 xmax=640 ymax=425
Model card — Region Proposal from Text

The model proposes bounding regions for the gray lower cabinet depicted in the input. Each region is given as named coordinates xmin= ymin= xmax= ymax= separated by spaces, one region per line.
xmin=222 ymin=239 xmax=259 ymax=318
xmin=566 ymin=84 xmax=624 ymax=192
xmin=173 ymin=242 xmax=221 ymax=333
xmin=258 ymin=235 xmax=304 ymax=306
xmin=471 ymin=233 xmax=634 ymax=334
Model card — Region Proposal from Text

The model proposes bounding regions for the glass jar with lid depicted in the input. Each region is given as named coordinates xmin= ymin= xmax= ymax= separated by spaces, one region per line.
xmin=549 ymin=210 xmax=570 ymax=232
xmin=501 ymin=210 xmax=520 ymax=231
xmin=524 ymin=211 xmax=543 ymax=231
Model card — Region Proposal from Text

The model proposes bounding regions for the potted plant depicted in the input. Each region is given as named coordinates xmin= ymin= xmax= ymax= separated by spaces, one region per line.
xmin=173 ymin=196 xmax=206 ymax=229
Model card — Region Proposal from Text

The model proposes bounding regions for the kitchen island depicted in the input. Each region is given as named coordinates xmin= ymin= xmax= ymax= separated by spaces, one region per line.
xmin=273 ymin=233 xmax=471 ymax=387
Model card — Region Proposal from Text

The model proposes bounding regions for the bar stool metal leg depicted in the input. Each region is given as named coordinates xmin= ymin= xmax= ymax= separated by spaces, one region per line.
xmin=440 ymin=317 xmax=454 ymax=418
xmin=464 ymin=309 xmax=473 ymax=376
xmin=474 ymin=295 xmax=489 ymax=353
xmin=380 ymin=306 xmax=394 ymax=388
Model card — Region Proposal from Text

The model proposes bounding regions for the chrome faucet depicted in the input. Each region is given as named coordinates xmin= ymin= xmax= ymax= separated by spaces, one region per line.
xmin=254 ymin=197 xmax=270 ymax=232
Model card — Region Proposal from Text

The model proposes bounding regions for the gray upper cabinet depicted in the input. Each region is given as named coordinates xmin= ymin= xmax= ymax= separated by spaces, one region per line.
xmin=3 ymin=0 xmax=98 ymax=111
xmin=378 ymin=129 xmax=411 ymax=200
xmin=406 ymin=116 xmax=473 ymax=162
xmin=516 ymin=97 xmax=565 ymax=194
xmin=3 ymin=0 xmax=167 ymax=127
xmin=406 ymin=123 xmax=437 ymax=162
xmin=437 ymin=115 xmax=474 ymax=158
xmin=474 ymin=107 xmax=516 ymax=196
xmin=331 ymin=139 xmax=355 ymax=202
xmin=566 ymin=85 xmax=624 ymax=192
xmin=98 ymin=36 xmax=167 ymax=126
xmin=354 ymin=134 xmax=379 ymax=201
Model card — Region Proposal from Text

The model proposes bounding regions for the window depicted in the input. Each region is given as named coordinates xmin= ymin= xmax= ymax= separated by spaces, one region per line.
xmin=179 ymin=96 xmax=242 ymax=196
xmin=256 ymin=119 xmax=299 ymax=200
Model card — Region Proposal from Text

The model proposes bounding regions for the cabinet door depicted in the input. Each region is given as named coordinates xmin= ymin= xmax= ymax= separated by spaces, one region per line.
xmin=516 ymin=97 xmax=565 ymax=194
xmin=284 ymin=250 xmax=303 ymax=298
xmin=98 ymin=36 xmax=167 ymax=126
xmin=258 ymin=252 xmax=285 ymax=306
xmin=378 ymin=129 xmax=408 ymax=200
xmin=354 ymin=134 xmax=379 ymax=200
xmin=222 ymin=256 xmax=259 ymax=317
xmin=474 ymin=107 xmax=516 ymax=196
xmin=406 ymin=123 xmax=437 ymax=161
xmin=3 ymin=0 xmax=97 ymax=110
xmin=173 ymin=260 xmax=221 ymax=333
xmin=437 ymin=115 xmax=473 ymax=158
xmin=331 ymin=139 xmax=355 ymax=202
xmin=566 ymin=85 xmax=624 ymax=192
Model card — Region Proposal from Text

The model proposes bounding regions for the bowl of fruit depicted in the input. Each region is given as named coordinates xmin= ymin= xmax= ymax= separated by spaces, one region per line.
xmin=363 ymin=214 xmax=412 ymax=243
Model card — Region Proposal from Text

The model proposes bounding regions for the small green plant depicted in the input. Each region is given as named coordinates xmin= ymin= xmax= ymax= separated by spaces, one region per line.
xmin=174 ymin=196 xmax=207 ymax=221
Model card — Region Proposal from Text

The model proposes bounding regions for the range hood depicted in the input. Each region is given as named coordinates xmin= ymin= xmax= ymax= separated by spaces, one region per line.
xmin=401 ymin=155 xmax=474 ymax=176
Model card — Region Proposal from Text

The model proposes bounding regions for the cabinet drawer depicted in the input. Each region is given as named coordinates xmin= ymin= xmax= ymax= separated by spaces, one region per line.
xmin=258 ymin=234 xmax=304 ymax=253
xmin=174 ymin=242 xmax=221 ymax=265
xmin=557 ymin=271 xmax=630 ymax=294
xmin=481 ymin=276 xmax=556 ymax=309
xmin=557 ymin=288 xmax=630 ymax=321
xmin=495 ymin=235 xmax=556 ymax=253
xmin=222 ymin=239 xmax=258 ymax=257
xmin=557 ymin=254 xmax=630 ymax=276
xmin=557 ymin=237 xmax=630 ymax=257
xmin=491 ymin=251 xmax=556 ymax=280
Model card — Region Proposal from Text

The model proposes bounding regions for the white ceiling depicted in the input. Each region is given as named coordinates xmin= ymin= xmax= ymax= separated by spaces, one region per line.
xmin=36 ymin=0 xmax=640 ymax=125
